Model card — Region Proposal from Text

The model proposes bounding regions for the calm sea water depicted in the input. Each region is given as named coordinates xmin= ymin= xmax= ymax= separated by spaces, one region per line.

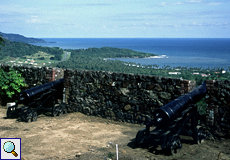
xmin=32 ymin=38 xmax=230 ymax=69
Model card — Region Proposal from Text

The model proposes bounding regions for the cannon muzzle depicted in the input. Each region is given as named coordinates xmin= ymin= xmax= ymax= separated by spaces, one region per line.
xmin=19 ymin=78 xmax=64 ymax=105
xmin=152 ymin=81 xmax=206 ymax=127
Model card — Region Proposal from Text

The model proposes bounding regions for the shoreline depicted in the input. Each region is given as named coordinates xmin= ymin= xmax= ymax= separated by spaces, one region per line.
xmin=103 ymin=55 xmax=168 ymax=61
xmin=146 ymin=55 xmax=169 ymax=59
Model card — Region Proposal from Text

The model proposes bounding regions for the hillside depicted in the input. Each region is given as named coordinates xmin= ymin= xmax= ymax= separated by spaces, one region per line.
xmin=1 ymin=32 xmax=229 ymax=85
xmin=0 ymin=31 xmax=46 ymax=43
xmin=0 ymin=38 xmax=153 ymax=68
xmin=0 ymin=39 xmax=63 ymax=65
xmin=54 ymin=47 xmax=230 ymax=85
xmin=55 ymin=47 xmax=154 ymax=70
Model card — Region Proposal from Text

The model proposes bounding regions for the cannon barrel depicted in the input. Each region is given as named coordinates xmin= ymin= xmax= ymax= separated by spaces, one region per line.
xmin=19 ymin=78 xmax=64 ymax=105
xmin=152 ymin=81 xmax=206 ymax=126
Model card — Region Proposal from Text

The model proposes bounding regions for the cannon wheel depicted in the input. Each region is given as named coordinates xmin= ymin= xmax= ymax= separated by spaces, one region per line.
xmin=135 ymin=128 xmax=147 ymax=148
xmin=194 ymin=126 xmax=205 ymax=144
xmin=20 ymin=108 xmax=27 ymax=121
xmin=63 ymin=107 xmax=68 ymax=114
xmin=52 ymin=104 xmax=59 ymax=117
xmin=52 ymin=110 xmax=58 ymax=117
xmin=62 ymin=104 xmax=68 ymax=114
xmin=6 ymin=108 xmax=13 ymax=118
xmin=167 ymin=134 xmax=182 ymax=155
xmin=58 ymin=106 xmax=63 ymax=116
xmin=25 ymin=109 xmax=32 ymax=122
xmin=24 ymin=109 xmax=37 ymax=122
xmin=31 ymin=110 xmax=38 ymax=122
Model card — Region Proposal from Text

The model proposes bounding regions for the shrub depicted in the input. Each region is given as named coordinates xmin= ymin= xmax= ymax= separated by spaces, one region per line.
xmin=0 ymin=69 xmax=27 ymax=100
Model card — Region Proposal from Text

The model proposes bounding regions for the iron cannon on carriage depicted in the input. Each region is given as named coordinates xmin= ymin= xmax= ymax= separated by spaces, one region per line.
xmin=6 ymin=78 xmax=67 ymax=122
xmin=135 ymin=81 xmax=207 ymax=155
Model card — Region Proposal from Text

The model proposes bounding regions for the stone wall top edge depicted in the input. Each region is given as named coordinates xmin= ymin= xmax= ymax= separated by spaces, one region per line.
xmin=1 ymin=64 xmax=193 ymax=82
xmin=202 ymin=80 xmax=230 ymax=87
xmin=216 ymin=80 xmax=230 ymax=83
xmin=0 ymin=64 xmax=64 ymax=70
xmin=66 ymin=68 xmax=188 ymax=81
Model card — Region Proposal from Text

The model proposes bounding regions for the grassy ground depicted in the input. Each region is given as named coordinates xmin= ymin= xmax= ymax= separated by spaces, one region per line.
xmin=0 ymin=51 xmax=71 ymax=67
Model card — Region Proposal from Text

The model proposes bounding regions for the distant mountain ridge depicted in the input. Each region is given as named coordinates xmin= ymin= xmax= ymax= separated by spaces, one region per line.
xmin=0 ymin=31 xmax=46 ymax=43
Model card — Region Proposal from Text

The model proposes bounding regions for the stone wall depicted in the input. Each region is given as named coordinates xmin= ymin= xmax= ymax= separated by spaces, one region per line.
xmin=1 ymin=64 xmax=229 ymax=133
xmin=0 ymin=64 xmax=64 ymax=88
xmin=206 ymin=80 xmax=230 ymax=134
xmin=64 ymin=69 xmax=195 ymax=124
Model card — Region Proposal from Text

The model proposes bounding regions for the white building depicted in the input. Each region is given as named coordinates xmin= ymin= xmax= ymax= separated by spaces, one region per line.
xmin=169 ymin=72 xmax=181 ymax=75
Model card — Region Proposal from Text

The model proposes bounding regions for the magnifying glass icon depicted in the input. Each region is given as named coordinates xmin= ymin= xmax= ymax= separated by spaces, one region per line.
xmin=3 ymin=141 xmax=18 ymax=157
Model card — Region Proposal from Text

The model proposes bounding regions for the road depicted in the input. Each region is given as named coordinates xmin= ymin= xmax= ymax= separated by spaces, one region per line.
xmin=61 ymin=51 xmax=70 ymax=62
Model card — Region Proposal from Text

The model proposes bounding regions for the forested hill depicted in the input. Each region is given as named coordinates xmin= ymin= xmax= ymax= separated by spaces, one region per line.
xmin=0 ymin=38 xmax=154 ymax=67
xmin=0 ymin=31 xmax=46 ymax=43
xmin=0 ymin=39 xmax=62 ymax=60
xmin=55 ymin=47 xmax=155 ymax=71
xmin=65 ymin=47 xmax=154 ymax=58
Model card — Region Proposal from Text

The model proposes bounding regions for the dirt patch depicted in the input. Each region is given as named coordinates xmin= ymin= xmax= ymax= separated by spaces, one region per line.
xmin=0 ymin=106 xmax=229 ymax=160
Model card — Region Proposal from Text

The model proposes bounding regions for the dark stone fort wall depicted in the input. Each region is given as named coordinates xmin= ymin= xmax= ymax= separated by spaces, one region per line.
xmin=206 ymin=80 xmax=230 ymax=132
xmin=0 ymin=65 xmax=64 ymax=88
xmin=1 ymin=65 xmax=229 ymax=132
xmin=64 ymin=69 xmax=196 ymax=124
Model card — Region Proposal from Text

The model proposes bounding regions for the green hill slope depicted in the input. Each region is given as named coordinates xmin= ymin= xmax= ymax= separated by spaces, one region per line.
xmin=0 ymin=39 xmax=63 ymax=62
xmin=0 ymin=31 xmax=46 ymax=43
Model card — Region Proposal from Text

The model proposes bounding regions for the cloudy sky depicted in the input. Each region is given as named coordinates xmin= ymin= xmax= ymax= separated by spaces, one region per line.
xmin=0 ymin=0 xmax=229 ymax=38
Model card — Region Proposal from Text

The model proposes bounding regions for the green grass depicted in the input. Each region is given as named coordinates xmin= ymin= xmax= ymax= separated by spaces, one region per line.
xmin=25 ymin=51 xmax=54 ymax=59
xmin=0 ymin=51 xmax=69 ymax=67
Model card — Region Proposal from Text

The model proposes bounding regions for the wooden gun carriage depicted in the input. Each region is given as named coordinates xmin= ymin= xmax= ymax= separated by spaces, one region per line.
xmin=135 ymin=81 xmax=207 ymax=155
xmin=6 ymin=78 xmax=66 ymax=122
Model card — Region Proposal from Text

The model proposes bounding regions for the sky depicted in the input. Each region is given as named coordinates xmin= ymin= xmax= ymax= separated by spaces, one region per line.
xmin=0 ymin=0 xmax=230 ymax=38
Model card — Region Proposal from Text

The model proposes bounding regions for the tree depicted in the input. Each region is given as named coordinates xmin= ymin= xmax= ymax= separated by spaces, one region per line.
xmin=0 ymin=35 xmax=4 ymax=51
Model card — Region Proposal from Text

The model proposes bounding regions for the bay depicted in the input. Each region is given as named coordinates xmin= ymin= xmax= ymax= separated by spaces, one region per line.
xmin=32 ymin=38 xmax=230 ymax=69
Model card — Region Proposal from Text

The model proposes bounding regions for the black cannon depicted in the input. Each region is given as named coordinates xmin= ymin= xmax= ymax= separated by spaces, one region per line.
xmin=6 ymin=78 xmax=66 ymax=122
xmin=135 ymin=81 xmax=207 ymax=155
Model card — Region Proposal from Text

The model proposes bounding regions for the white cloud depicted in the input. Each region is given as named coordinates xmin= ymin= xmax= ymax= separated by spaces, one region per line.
xmin=220 ymin=22 xmax=229 ymax=28
xmin=142 ymin=21 xmax=230 ymax=29
xmin=84 ymin=2 xmax=111 ymax=6
xmin=158 ymin=1 xmax=202 ymax=6
xmin=208 ymin=2 xmax=222 ymax=6
xmin=0 ymin=4 xmax=38 ymax=15
xmin=173 ymin=2 xmax=183 ymax=5
xmin=26 ymin=18 xmax=41 ymax=24
xmin=143 ymin=22 xmax=179 ymax=27
xmin=180 ymin=22 xmax=229 ymax=28
xmin=1 ymin=0 xmax=229 ymax=38
xmin=159 ymin=2 xmax=167 ymax=6
xmin=188 ymin=0 xmax=202 ymax=3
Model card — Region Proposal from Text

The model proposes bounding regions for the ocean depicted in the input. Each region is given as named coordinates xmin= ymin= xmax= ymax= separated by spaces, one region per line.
xmin=32 ymin=38 xmax=230 ymax=69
